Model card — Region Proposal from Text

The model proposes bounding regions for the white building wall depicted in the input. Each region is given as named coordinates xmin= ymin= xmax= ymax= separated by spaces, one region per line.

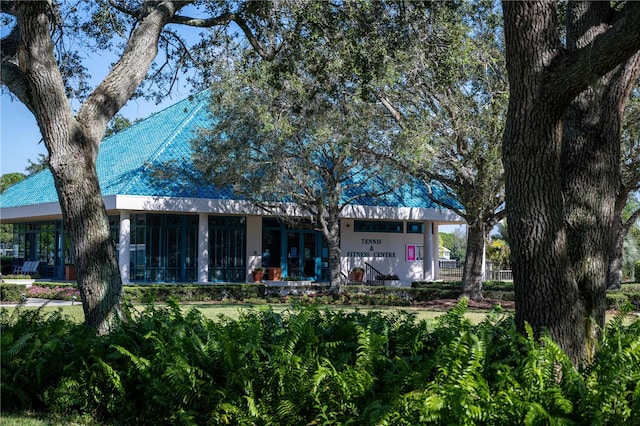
xmin=432 ymin=223 xmax=440 ymax=280
xmin=423 ymin=222 xmax=433 ymax=281
xmin=340 ymin=219 xmax=436 ymax=286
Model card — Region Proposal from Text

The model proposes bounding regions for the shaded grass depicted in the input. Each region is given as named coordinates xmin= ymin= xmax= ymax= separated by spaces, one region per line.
xmin=4 ymin=301 xmax=635 ymax=327
xmin=1 ymin=303 xmax=491 ymax=324
xmin=0 ymin=411 xmax=99 ymax=426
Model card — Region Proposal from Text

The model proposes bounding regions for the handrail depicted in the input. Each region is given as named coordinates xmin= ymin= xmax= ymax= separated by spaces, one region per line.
xmin=364 ymin=262 xmax=385 ymax=286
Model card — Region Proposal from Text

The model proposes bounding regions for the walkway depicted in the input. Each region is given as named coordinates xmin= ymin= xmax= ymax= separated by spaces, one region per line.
xmin=1 ymin=298 xmax=77 ymax=307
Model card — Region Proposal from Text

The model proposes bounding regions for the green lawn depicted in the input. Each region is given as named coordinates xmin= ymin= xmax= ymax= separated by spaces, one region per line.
xmin=0 ymin=412 xmax=99 ymax=426
xmin=2 ymin=302 xmax=493 ymax=324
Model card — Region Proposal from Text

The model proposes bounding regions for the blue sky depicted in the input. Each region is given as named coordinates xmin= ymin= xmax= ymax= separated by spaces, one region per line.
xmin=1 ymin=96 xmax=45 ymax=175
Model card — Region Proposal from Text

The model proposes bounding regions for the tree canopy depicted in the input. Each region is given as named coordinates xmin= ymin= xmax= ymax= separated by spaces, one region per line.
xmin=367 ymin=0 xmax=506 ymax=299
xmin=0 ymin=172 xmax=26 ymax=193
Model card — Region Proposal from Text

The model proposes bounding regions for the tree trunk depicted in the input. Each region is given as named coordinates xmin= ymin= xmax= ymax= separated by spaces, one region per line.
xmin=607 ymin=227 xmax=626 ymax=290
xmin=324 ymin=211 xmax=343 ymax=290
xmin=562 ymin=3 xmax=640 ymax=353
xmin=12 ymin=3 xmax=124 ymax=334
xmin=328 ymin=230 xmax=342 ymax=290
xmin=314 ymin=194 xmax=343 ymax=291
xmin=562 ymin=87 xmax=617 ymax=358
xmin=49 ymin=130 xmax=125 ymax=333
xmin=460 ymin=220 xmax=485 ymax=300
xmin=502 ymin=1 xmax=640 ymax=365
xmin=502 ymin=1 xmax=587 ymax=365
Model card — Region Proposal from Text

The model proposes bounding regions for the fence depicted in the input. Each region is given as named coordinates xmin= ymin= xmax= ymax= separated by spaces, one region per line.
xmin=437 ymin=261 xmax=512 ymax=281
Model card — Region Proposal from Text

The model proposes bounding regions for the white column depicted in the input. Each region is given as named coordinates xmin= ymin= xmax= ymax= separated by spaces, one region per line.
xmin=432 ymin=223 xmax=440 ymax=281
xmin=198 ymin=213 xmax=209 ymax=283
xmin=423 ymin=221 xmax=433 ymax=281
xmin=119 ymin=211 xmax=130 ymax=284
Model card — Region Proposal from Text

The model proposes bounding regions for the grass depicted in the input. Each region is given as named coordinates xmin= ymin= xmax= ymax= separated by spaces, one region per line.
xmin=4 ymin=299 xmax=636 ymax=327
xmin=0 ymin=412 xmax=100 ymax=426
xmin=0 ymin=302 xmax=492 ymax=324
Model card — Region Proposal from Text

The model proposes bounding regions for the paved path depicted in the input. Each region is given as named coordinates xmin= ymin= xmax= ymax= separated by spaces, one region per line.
xmin=1 ymin=298 xmax=77 ymax=307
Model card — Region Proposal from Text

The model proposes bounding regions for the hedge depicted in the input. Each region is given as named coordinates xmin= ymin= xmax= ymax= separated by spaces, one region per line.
xmin=2 ymin=281 xmax=639 ymax=310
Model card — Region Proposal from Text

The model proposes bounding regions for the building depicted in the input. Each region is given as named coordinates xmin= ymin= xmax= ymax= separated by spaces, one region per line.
xmin=0 ymin=92 xmax=463 ymax=285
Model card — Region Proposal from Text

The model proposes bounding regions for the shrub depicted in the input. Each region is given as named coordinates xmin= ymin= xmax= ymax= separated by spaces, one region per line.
xmin=123 ymin=284 xmax=265 ymax=304
xmin=1 ymin=256 xmax=14 ymax=275
xmin=0 ymin=284 xmax=27 ymax=302
xmin=26 ymin=285 xmax=80 ymax=301
xmin=606 ymin=292 xmax=629 ymax=310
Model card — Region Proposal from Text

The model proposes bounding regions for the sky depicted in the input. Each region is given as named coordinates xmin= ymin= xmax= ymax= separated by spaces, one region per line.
xmin=0 ymin=2 xmax=214 ymax=177
xmin=1 ymin=96 xmax=45 ymax=175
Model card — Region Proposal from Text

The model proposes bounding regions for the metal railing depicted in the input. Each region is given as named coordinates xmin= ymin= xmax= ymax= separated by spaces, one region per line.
xmin=438 ymin=267 xmax=464 ymax=280
xmin=437 ymin=261 xmax=513 ymax=282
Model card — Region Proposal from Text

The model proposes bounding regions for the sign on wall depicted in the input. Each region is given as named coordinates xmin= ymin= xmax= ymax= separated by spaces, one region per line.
xmin=345 ymin=239 xmax=396 ymax=258
xmin=406 ymin=244 xmax=416 ymax=261
xmin=406 ymin=244 xmax=423 ymax=261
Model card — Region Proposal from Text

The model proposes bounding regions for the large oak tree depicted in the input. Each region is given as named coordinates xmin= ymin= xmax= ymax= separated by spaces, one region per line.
xmin=502 ymin=0 xmax=640 ymax=364
xmin=374 ymin=1 xmax=507 ymax=299
xmin=0 ymin=0 xmax=296 ymax=333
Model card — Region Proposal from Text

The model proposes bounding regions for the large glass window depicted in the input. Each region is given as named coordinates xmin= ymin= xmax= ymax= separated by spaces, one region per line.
xmin=209 ymin=216 xmax=246 ymax=282
xmin=262 ymin=219 xmax=282 ymax=270
xmin=407 ymin=222 xmax=424 ymax=234
xmin=130 ymin=214 xmax=147 ymax=281
xmin=11 ymin=221 xmax=66 ymax=279
xmin=130 ymin=214 xmax=198 ymax=282
xmin=262 ymin=218 xmax=329 ymax=280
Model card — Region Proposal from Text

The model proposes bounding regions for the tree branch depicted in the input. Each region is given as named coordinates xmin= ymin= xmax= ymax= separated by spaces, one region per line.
xmin=622 ymin=206 xmax=640 ymax=230
xmin=77 ymin=1 xmax=185 ymax=141
xmin=169 ymin=11 xmax=234 ymax=27
xmin=0 ymin=26 xmax=32 ymax=110
xmin=546 ymin=2 xmax=640 ymax=99
xmin=376 ymin=93 xmax=406 ymax=129
xmin=0 ymin=61 xmax=32 ymax=112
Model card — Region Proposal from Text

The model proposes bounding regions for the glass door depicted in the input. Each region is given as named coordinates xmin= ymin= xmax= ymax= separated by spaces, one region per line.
xmin=286 ymin=230 xmax=318 ymax=280
xmin=287 ymin=232 xmax=301 ymax=278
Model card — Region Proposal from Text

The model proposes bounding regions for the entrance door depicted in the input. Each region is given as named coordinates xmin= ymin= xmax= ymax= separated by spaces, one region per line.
xmin=286 ymin=230 xmax=318 ymax=279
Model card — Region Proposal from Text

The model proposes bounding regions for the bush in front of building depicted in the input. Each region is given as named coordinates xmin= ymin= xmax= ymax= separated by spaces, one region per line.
xmin=27 ymin=285 xmax=80 ymax=301
xmin=0 ymin=284 xmax=27 ymax=302
xmin=123 ymin=283 xmax=266 ymax=303
xmin=606 ymin=284 xmax=640 ymax=310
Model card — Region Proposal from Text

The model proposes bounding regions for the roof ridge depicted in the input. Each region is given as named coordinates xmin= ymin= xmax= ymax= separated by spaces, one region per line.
xmin=119 ymin=92 xmax=210 ymax=195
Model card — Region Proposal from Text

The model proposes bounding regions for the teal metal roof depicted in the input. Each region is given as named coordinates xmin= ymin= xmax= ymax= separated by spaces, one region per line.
xmin=0 ymin=91 xmax=458 ymax=211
